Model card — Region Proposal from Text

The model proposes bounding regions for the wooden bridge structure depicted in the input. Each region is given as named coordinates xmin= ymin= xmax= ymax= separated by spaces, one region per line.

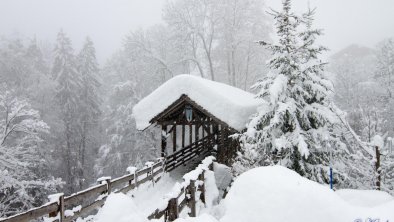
xmin=156 ymin=94 xmax=240 ymax=169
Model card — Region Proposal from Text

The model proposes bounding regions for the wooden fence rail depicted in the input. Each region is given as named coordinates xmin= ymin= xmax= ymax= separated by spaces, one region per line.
xmin=0 ymin=158 xmax=165 ymax=222
xmin=165 ymin=134 xmax=215 ymax=172
xmin=148 ymin=157 xmax=215 ymax=222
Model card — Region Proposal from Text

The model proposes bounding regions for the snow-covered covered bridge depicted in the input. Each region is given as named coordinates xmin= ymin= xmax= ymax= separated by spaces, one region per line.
xmin=133 ymin=74 xmax=260 ymax=167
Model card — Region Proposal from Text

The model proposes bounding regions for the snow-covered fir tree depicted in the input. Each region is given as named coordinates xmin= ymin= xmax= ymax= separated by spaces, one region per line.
xmin=235 ymin=1 xmax=347 ymax=184
xmin=52 ymin=30 xmax=82 ymax=192
xmin=375 ymin=39 xmax=394 ymax=136
xmin=76 ymin=37 xmax=101 ymax=189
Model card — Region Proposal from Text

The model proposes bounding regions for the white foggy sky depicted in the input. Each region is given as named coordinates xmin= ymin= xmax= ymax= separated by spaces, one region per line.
xmin=0 ymin=0 xmax=393 ymax=63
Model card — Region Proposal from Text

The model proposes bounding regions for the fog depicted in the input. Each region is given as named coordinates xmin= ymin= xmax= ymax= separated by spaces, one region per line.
xmin=1 ymin=0 xmax=393 ymax=62
xmin=1 ymin=0 xmax=394 ymax=219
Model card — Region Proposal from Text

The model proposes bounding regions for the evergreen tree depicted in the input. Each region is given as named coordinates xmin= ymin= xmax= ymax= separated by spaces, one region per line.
xmin=236 ymin=1 xmax=345 ymax=184
xmin=52 ymin=30 xmax=81 ymax=192
xmin=375 ymin=39 xmax=394 ymax=136
xmin=375 ymin=38 xmax=394 ymax=99
xmin=76 ymin=37 xmax=101 ymax=189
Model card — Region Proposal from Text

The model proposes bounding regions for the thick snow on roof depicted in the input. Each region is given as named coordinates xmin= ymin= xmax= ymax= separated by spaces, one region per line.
xmin=133 ymin=74 xmax=260 ymax=131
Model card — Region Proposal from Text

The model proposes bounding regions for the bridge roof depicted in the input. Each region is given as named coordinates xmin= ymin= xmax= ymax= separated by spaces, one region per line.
xmin=133 ymin=74 xmax=261 ymax=131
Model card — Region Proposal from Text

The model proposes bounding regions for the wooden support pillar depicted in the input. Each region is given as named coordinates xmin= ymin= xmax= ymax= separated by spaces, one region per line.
xmin=195 ymin=124 xmax=199 ymax=143
xmin=173 ymin=124 xmax=177 ymax=153
xmin=195 ymin=124 xmax=200 ymax=155
xmin=161 ymin=125 xmax=167 ymax=157
xmin=189 ymin=124 xmax=193 ymax=145
xmin=198 ymin=171 xmax=206 ymax=205
xmin=213 ymin=124 xmax=219 ymax=144
xmin=168 ymin=198 xmax=179 ymax=221
xmin=59 ymin=194 xmax=65 ymax=222
xmin=182 ymin=124 xmax=185 ymax=148
xmin=218 ymin=125 xmax=226 ymax=164
xmin=188 ymin=180 xmax=197 ymax=217
xmin=202 ymin=122 xmax=205 ymax=142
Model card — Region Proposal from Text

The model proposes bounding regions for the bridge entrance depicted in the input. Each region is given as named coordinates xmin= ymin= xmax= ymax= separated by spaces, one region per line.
xmin=154 ymin=94 xmax=238 ymax=170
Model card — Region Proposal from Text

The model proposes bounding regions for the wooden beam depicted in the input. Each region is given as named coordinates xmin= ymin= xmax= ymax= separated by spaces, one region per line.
xmin=168 ymin=125 xmax=176 ymax=133
xmin=182 ymin=124 xmax=185 ymax=148
xmin=218 ymin=125 xmax=226 ymax=164
xmin=195 ymin=124 xmax=199 ymax=146
xmin=161 ymin=125 xmax=167 ymax=157
xmin=202 ymin=123 xmax=205 ymax=151
xmin=173 ymin=125 xmax=177 ymax=153
xmin=189 ymin=124 xmax=193 ymax=147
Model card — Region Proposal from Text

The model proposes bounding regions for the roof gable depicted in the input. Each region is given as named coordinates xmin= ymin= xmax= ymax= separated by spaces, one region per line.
xmin=151 ymin=94 xmax=236 ymax=130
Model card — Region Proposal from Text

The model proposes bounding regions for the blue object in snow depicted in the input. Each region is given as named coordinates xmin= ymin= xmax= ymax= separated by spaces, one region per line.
xmin=330 ymin=167 xmax=333 ymax=190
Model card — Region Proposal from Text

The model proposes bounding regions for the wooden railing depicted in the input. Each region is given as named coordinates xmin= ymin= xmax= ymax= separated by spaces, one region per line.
xmin=165 ymin=134 xmax=216 ymax=172
xmin=0 ymin=158 xmax=165 ymax=222
xmin=148 ymin=156 xmax=215 ymax=221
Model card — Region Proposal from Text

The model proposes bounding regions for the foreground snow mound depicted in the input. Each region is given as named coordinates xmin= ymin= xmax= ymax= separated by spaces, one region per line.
xmin=94 ymin=193 xmax=147 ymax=222
xmin=174 ymin=213 xmax=218 ymax=222
xmin=219 ymin=166 xmax=394 ymax=222
xmin=336 ymin=189 xmax=394 ymax=207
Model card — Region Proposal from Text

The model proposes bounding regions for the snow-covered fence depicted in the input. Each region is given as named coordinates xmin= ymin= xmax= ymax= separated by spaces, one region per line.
xmin=148 ymin=156 xmax=215 ymax=221
xmin=0 ymin=158 xmax=165 ymax=222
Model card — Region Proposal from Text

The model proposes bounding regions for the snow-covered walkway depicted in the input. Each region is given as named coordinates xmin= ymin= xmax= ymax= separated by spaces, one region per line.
xmin=78 ymin=156 xmax=208 ymax=222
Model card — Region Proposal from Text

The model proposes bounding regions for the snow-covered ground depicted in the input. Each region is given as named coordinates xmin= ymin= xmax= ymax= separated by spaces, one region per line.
xmin=79 ymin=165 xmax=394 ymax=222
xmin=76 ymin=156 xmax=210 ymax=222
xmin=211 ymin=166 xmax=394 ymax=222
xmin=76 ymin=173 xmax=178 ymax=222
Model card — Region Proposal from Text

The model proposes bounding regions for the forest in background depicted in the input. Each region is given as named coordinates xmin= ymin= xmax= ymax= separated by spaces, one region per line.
xmin=0 ymin=0 xmax=393 ymax=217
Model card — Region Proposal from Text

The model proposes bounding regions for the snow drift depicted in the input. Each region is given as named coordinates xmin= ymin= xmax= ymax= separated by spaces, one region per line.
xmin=93 ymin=193 xmax=146 ymax=222
xmin=216 ymin=166 xmax=394 ymax=222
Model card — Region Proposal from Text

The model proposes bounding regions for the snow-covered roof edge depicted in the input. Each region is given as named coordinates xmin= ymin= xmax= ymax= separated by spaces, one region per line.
xmin=132 ymin=74 xmax=261 ymax=131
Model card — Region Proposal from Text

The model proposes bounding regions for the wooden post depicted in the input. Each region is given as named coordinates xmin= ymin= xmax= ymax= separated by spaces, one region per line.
xmin=195 ymin=124 xmax=199 ymax=144
xmin=162 ymin=125 xmax=167 ymax=157
xmin=97 ymin=177 xmax=111 ymax=194
xmin=59 ymin=194 xmax=65 ymax=222
xmin=173 ymin=125 xmax=177 ymax=153
xmin=182 ymin=124 xmax=185 ymax=148
xmin=375 ymin=146 xmax=381 ymax=190
xmin=162 ymin=158 xmax=166 ymax=174
xmin=218 ymin=125 xmax=226 ymax=164
xmin=188 ymin=180 xmax=197 ymax=217
xmin=134 ymin=170 xmax=139 ymax=188
xmin=106 ymin=178 xmax=112 ymax=194
xmin=189 ymin=124 xmax=193 ymax=145
xmin=202 ymin=123 xmax=205 ymax=149
xmin=198 ymin=171 xmax=206 ymax=205
xmin=167 ymin=198 xmax=179 ymax=221
xmin=213 ymin=124 xmax=219 ymax=144
xmin=149 ymin=165 xmax=154 ymax=186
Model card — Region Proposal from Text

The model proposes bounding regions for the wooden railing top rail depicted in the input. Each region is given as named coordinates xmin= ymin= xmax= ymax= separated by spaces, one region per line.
xmin=0 ymin=158 xmax=165 ymax=222
xmin=166 ymin=134 xmax=215 ymax=161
